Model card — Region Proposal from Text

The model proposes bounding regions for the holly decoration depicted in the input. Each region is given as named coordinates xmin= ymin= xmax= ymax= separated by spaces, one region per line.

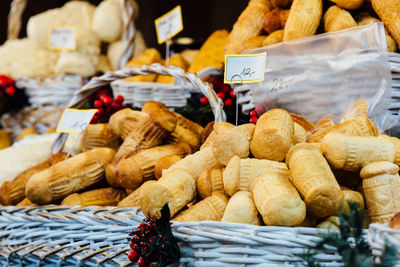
xmin=198 ymin=78 xmax=236 ymax=110
xmin=0 ymin=75 xmax=16 ymax=96
xmin=127 ymin=204 xmax=180 ymax=267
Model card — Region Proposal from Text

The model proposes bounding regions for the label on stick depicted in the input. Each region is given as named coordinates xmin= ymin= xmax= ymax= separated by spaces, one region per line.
xmin=154 ymin=5 xmax=183 ymax=44
xmin=224 ymin=52 xmax=267 ymax=84
xmin=48 ymin=27 xmax=76 ymax=51
xmin=56 ymin=108 xmax=97 ymax=133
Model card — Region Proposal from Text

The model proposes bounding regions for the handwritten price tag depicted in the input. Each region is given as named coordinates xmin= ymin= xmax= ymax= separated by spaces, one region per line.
xmin=154 ymin=6 xmax=183 ymax=44
xmin=56 ymin=109 xmax=97 ymax=133
xmin=48 ymin=27 xmax=76 ymax=51
xmin=224 ymin=53 xmax=267 ymax=84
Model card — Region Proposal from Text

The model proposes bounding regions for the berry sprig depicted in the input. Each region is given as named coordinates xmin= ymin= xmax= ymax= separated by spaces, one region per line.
xmin=200 ymin=78 xmax=236 ymax=109
xmin=89 ymin=89 xmax=125 ymax=124
xmin=249 ymin=105 xmax=265 ymax=124
xmin=0 ymin=75 xmax=16 ymax=96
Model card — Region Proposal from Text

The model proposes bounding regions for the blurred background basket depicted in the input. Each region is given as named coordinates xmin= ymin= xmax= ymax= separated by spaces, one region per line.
xmin=368 ymin=223 xmax=400 ymax=265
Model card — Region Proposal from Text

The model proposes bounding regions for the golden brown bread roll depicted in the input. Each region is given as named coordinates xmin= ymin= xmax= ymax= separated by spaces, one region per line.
xmin=118 ymin=180 xmax=156 ymax=208
xmin=250 ymin=108 xmax=294 ymax=161
xmin=283 ymin=0 xmax=322 ymax=41
xmin=290 ymin=113 xmax=316 ymax=133
xmin=174 ymin=192 xmax=228 ymax=222
xmin=109 ymin=109 xmax=149 ymax=139
xmin=271 ymin=0 xmax=293 ymax=8
xmin=154 ymin=155 xmax=183 ymax=179
xmin=340 ymin=100 xmax=368 ymax=123
xmin=262 ymin=29 xmax=284 ymax=46
xmin=61 ymin=187 xmax=126 ymax=206
xmin=197 ymin=168 xmax=225 ymax=199
xmin=296 ymin=213 xmax=317 ymax=227
xmin=340 ymin=186 xmax=365 ymax=211
xmin=321 ymin=133 xmax=395 ymax=171
xmin=241 ymin=35 xmax=268 ymax=52
xmin=140 ymin=168 xmax=196 ymax=217
xmin=108 ymin=143 xmax=192 ymax=190
xmin=378 ymin=135 xmax=400 ymax=165
xmin=26 ymin=148 xmax=115 ymax=204
xmin=286 ymin=143 xmax=343 ymax=218
xmin=292 ymin=122 xmax=307 ymax=144
xmin=358 ymin=16 xmax=397 ymax=52
xmin=0 ymin=129 xmax=11 ymax=150
xmin=263 ymin=9 xmax=290 ymax=34
xmin=201 ymin=121 xmax=215 ymax=144
xmin=80 ymin=123 xmax=119 ymax=151
xmin=316 ymin=117 xmax=334 ymax=129
xmin=167 ymin=113 xmax=203 ymax=149
xmin=361 ymin=161 xmax=400 ymax=223
xmin=156 ymin=53 xmax=188 ymax=83
xmin=221 ymin=191 xmax=261 ymax=225
xmin=223 ymin=155 xmax=290 ymax=196
xmin=16 ymin=198 xmax=35 ymax=206
xmin=372 ymin=0 xmax=400 ymax=50
xmin=0 ymin=152 xmax=68 ymax=205
xmin=251 ymin=172 xmax=306 ymax=226
xmin=329 ymin=0 xmax=364 ymax=10
xmin=224 ymin=0 xmax=272 ymax=54
xmin=317 ymin=216 xmax=340 ymax=230
xmin=17 ymin=128 xmax=38 ymax=141
xmin=324 ymin=5 xmax=357 ymax=32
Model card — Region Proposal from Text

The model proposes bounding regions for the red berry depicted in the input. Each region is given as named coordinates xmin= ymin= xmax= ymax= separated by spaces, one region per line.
xmin=137 ymin=257 xmax=147 ymax=267
xmin=101 ymin=95 xmax=113 ymax=106
xmin=97 ymin=89 xmax=109 ymax=97
xmin=5 ymin=86 xmax=15 ymax=96
xmin=0 ymin=76 xmax=8 ymax=87
xmin=250 ymin=117 xmax=258 ymax=124
xmin=112 ymin=102 xmax=122 ymax=110
xmin=211 ymin=79 xmax=223 ymax=91
xmin=222 ymin=84 xmax=231 ymax=93
xmin=115 ymin=95 xmax=124 ymax=103
xmin=250 ymin=110 xmax=258 ymax=118
xmin=200 ymin=96 xmax=209 ymax=106
xmin=217 ymin=92 xmax=226 ymax=100
xmin=130 ymin=242 xmax=138 ymax=251
xmin=5 ymin=76 xmax=14 ymax=85
xmin=96 ymin=108 xmax=104 ymax=117
xmin=90 ymin=114 xmax=99 ymax=124
xmin=128 ymin=250 xmax=139 ymax=262
xmin=224 ymin=98 xmax=233 ymax=108
xmin=230 ymin=89 xmax=236 ymax=98
xmin=94 ymin=99 xmax=103 ymax=109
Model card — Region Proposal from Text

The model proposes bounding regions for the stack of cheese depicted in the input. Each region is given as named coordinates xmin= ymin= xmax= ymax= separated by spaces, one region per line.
xmin=224 ymin=0 xmax=399 ymax=54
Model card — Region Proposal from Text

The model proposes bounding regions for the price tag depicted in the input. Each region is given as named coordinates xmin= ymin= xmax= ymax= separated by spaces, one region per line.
xmin=224 ymin=52 xmax=267 ymax=84
xmin=56 ymin=109 xmax=97 ymax=133
xmin=48 ymin=27 xmax=76 ymax=51
xmin=154 ymin=6 xmax=183 ymax=44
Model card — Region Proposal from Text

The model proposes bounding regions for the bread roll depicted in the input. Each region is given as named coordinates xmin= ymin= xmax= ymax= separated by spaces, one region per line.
xmin=378 ymin=135 xmax=400 ymax=165
xmin=371 ymin=0 xmax=400 ymax=50
xmin=290 ymin=113 xmax=316 ymax=132
xmin=154 ymin=155 xmax=183 ymax=179
xmin=174 ymin=192 xmax=228 ymax=222
xmin=262 ymin=29 xmax=284 ymax=46
xmin=250 ymin=108 xmax=294 ymax=161
xmin=324 ymin=5 xmax=357 ymax=32
xmin=26 ymin=148 xmax=115 ymax=204
xmin=329 ymin=0 xmax=364 ymax=10
xmin=321 ymin=133 xmax=395 ymax=171
xmin=361 ymin=161 xmax=400 ymax=223
xmin=340 ymin=186 xmax=364 ymax=211
xmin=389 ymin=212 xmax=400 ymax=230
xmin=0 ymin=129 xmax=11 ymax=150
xmin=292 ymin=122 xmax=307 ymax=144
xmin=316 ymin=117 xmax=334 ymax=129
xmin=241 ymin=36 xmax=268 ymax=52
xmin=340 ymin=100 xmax=368 ymax=123
xmin=358 ymin=16 xmax=397 ymax=52
xmin=167 ymin=113 xmax=203 ymax=149
xmin=283 ymin=0 xmax=322 ymax=41
xmin=18 ymin=128 xmax=38 ymax=141
xmin=109 ymin=109 xmax=149 ymax=139
xmin=221 ymin=191 xmax=261 ymax=225
xmin=200 ymin=122 xmax=235 ymax=150
xmin=263 ymin=9 xmax=290 ymax=34
xmin=197 ymin=168 xmax=225 ymax=199
xmin=251 ymin=172 xmax=306 ymax=226
xmin=80 ymin=123 xmax=119 ymax=151
xmin=140 ymin=168 xmax=196 ymax=217
xmin=16 ymin=198 xmax=35 ymax=206
xmin=118 ymin=180 xmax=156 ymax=208
xmin=156 ymin=53 xmax=188 ymax=83
xmin=286 ymin=143 xmax=343 ymax=217
xmin=223 ymin=155 xmax=290 ymax=196
xmin=61 ymin=187 xmax=126 ymax=206
xmin=92 ymin=0 xmax=122 ymax=42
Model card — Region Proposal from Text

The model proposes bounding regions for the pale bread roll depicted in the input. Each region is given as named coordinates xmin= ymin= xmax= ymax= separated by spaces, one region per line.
xmin=324 ymin=5 xmax=357 ymax=32
xmin=118 ymin=180 xmax=156 ymax=208
xmin=340 ymin=186 xmax=364 ymax=211
xmin=262 ymin=29 xmax=284 ymax=46
xmin=140 ymin=168 xmax=196 ymax=217
xmin=174 ymin=192 xmax=228 ymax=222
xmin=54 ymin=51 xmax=96 ymax=76
xmin=92 ymin=0 xmax=122 ymax=42
xmin=378 ymin=135 xmax=400 ymax=165
xmin=251 ymin=173 xmax=306 ymax=226
xmin=109 ymin=109 xmax=149 ymax=140
xmin=197 ymin=168 xmax=225 ymax=199
xmin=80 ymin=123 xmax=119 ymax=151
xmin=292 ymin=122 xmax=307 ymax=144
xmin=223 ymin=155 xmax=290 ymax=196
xmin=241 ymin=35 xmax=267 ymax=52
xmin=321 ymin=133 xmax=395 ymax=171
xmin=361 ymin=161 xmax=400 ymax=223
xmin=200 ymin=122 xmax=235 ymax=150
xmin=372 ymin=0 xmax=400 ymax=50
xmin=154 ymin=155 xmax=183 ymax=179
xmin=221 ymin=191 xmax=261 ymax=225
xmin=289 ymin=113 xmax=316 ymax=133
xmin=250 ymin=108 xmax=294 ymax=161
xmin=340 ymin=100 xmax=368 ymax=123
xmin=286 ymin=143 xmax=343 ymax=218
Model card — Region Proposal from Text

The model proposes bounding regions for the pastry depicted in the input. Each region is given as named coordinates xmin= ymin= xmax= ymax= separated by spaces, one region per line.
xmin=317 ymin=216 xmax=340 ymax=230
xmin=61 ymin=187 xmax=126 ymax=206
xmin=167 ymin=113 xmax=203 ymax=149
xmin=197 ymin=168 xmax=225 ymax=199
xmin=200 ymin=122 xmax=235 ymax=150
xmin=316 ymin=117 xmax=334 ymax=129
xmin=109 ymin=109 xmax=149 ymax=139
xmin=92 ymin=0 xmax=122 ymax=42
xmin=221 ymin=191 xmax=261 ymax=225
xmin=292 ymin=122 xmax=307 ymax=144
xmin=250 ymin=108 xmax=294 ymax=161
xmin=329 ymin=0 xmax=364 ymax=10
xmin=324 ymin=5 xmax=357 ymax=32
xmin=17 ymin=128 xmax=38 ymax=141
xmin=224 ymin=0 xmax=271 ymax=54
xmin=372 ymin=0 xmax=400 ymax=49
xmin=271 ymin=0 xmax=293 ymax=8
xmin=378 ymin=135 xmax=400 ymax=165
xmin=201 ymin=122 xmax=215 ymax=144
xmin=0 ymin=152 xmax=67 ymax=205
xmin=16 ymin=198 xmax=35 ymax=206
xmin=296 ymin=213 xmax=317 ymax=227
xmin=154 ymin=155 xmax=183 ymax=179
xmin=340 ymin=100 xmax=368 ymax=123
xmin=262 ymin=29 xmax=284 ymax=46
xmin=188 ymin=30 xmax=229 ymax=73
xmin=340 ymin=186 xmax=364 ymax=211
xmin=223 ymin=155 xmax=290 ymax=196
xmin=263 ymin=9 xmax=290 ymax=34
xmin=361 ymin=161 xmax=400 ymax=223
xmin=321 ymin=133 xmax=395 ymax=171
xmin=156 ymin=53 xmax=188 ymax=83
xmin=26 ymin=147 xmax=115 ymax=204
xmin=251 ymin=172 xmax=306 ymax=226
xmin=286 ymin=143 xmax=343 ymax=218
xmin=180 ymin=49 xmax=199 ymax=66
xmin=118 ymin=180 xmax=156 ymax=208
xmin=140 ymin=168 xmax=196 ymax=217
xmin=174 ymin=192 xmax=228 ymax=222
xmin=283 ymin=0 xmax=322 ymax=41
xmin=358 ymin=16 xmax=397 ymax=52
xmin=0 ymin=129 xmax=11 ymax=150
xmin=241 ymin=35 xmax=268 ymax=52
xmin=80 ymin=123 xmax=119 ymax=151
xmin=108 ymin=143 xmax=192 ymax=190
xmin=290 ymin=113 xmax=315 ymax=133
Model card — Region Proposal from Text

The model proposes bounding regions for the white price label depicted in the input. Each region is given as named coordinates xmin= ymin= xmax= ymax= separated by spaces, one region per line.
xmin=48 ymin=27 xmax=76 ymax=51
xmin=56 ymin=109 xmax=97 ymax=133
xmin=154 ymin=6 xmax=183 ymax=44
xmin=224 ymin=53 xmax=267 ymax=84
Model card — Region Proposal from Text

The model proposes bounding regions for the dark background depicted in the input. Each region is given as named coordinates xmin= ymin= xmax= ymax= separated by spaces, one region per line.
xmin=0 ymin=0 xmax=247 ymax=50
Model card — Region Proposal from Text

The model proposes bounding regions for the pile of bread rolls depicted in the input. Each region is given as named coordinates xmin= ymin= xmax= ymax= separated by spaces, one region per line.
xmin=224 ymin=0 xmax=399 ymax=54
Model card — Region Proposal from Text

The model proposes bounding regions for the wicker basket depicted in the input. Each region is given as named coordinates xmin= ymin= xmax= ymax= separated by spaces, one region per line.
xmin=368 ymin=223 xmax=400 ymax=264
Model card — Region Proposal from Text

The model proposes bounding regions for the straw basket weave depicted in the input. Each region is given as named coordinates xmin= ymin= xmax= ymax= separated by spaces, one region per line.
xmin=368 ymin=223 xmax=400 ymax=264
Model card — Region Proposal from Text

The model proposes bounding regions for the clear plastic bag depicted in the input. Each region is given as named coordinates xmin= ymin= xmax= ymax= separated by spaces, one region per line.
xmin=245 ymin=23 xmax=395 ymax=131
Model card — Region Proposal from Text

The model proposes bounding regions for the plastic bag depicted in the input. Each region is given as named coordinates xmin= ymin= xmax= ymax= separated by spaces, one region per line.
xmin=244 ymin=23 xmax=394 ymax=131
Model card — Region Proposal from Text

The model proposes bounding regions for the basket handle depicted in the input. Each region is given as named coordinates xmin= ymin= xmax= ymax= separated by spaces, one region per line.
xmin=8 ymin=0 xmax=27 ymax=40
xmin=52 ymin=63 xmax=226 ymax=154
